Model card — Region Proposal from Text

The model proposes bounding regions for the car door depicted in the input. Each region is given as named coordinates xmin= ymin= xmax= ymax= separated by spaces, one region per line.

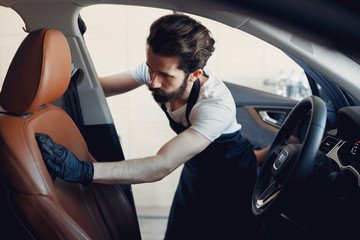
xmin=226 ymin=82 xmax=298 ymax=149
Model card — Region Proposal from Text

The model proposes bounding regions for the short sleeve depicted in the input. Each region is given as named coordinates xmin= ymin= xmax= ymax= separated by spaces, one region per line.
xmin=130 ymin=61 xmax=151 ymax=85
xmin=189 ymin=98 xmax=237 ymax=142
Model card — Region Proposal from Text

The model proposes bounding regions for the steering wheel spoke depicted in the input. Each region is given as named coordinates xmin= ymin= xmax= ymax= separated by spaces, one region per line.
xmin=256 ymin=180 xmax=281 ymax=209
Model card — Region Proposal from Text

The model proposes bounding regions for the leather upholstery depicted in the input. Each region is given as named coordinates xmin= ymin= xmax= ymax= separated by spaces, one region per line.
xmin=0 ymin=29 xmax=71 ymax=115
xmin=0 ymin=29 xmax=141 ymax=239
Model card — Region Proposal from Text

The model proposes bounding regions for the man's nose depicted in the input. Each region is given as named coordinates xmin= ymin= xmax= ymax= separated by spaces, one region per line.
xmin=149 ymin=74 xmax=162 ymax=88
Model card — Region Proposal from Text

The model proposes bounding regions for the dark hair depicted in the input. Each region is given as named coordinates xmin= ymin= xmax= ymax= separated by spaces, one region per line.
xmin=147 ymin=14 xmax=215 ymax=74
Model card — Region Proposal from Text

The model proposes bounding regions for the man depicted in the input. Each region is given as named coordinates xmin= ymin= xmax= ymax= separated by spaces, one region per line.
xmin=36 ymin=13 xmax=268 ymax=239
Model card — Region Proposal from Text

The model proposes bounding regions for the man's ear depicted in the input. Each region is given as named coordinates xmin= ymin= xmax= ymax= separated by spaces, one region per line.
xmin=189 ymin=69 xmax=203 ymax=82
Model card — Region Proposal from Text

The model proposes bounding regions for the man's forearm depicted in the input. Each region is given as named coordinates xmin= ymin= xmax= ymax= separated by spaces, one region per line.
xmin=99 ymin=71 xmax=140 ymax=97
xmin=37 ymin=129 xmax=210 ymax=186
xmin=93 ymin=129 xmax=211 ymax=185
xmin=254 ymin=145 xmax=270 ymax=166
xmin=92 ymin=155 xmax=171 ymax=185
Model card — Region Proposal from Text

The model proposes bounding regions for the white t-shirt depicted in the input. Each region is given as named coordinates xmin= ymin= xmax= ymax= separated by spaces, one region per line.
xmin=130 ymin=61 xmax=241 ymax=142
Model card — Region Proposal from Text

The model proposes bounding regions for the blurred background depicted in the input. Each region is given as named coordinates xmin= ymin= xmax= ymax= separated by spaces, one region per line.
xmin=0 ymin=5 xmax=309 ymax=239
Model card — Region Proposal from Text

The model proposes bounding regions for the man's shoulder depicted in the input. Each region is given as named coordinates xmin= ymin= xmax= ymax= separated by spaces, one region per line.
xmin=200 ymin=73 xmax=232 ymax=102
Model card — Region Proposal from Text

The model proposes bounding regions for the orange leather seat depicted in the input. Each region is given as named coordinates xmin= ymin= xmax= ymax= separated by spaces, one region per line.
xmin=0 ymin=28 xmax=141 ymax=239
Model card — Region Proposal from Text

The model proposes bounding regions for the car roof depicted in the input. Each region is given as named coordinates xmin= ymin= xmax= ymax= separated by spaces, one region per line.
xmin=1 ymin=0 xmax=359 ymax=55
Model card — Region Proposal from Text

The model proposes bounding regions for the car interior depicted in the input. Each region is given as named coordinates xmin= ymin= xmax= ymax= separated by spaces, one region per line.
xmin=0 ymin=0 xmax=360 ymax=239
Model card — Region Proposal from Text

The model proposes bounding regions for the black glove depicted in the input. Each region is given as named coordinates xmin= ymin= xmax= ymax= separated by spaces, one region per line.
xmin=35 ymin=133 xmax=94 ymax=186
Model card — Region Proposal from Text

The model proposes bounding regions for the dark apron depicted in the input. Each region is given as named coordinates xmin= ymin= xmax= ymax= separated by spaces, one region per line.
xmin=163 ymin=79 xmax=261 ymax=240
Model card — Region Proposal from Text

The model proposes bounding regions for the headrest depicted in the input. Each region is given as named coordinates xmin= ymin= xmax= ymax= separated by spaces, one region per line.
xmin=0 ymin=28 xmax=71 ymax=115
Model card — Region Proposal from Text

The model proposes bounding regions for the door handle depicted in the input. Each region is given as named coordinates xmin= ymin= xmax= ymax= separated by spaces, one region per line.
xmin=258 ymin=110 xmax=287 ymax=127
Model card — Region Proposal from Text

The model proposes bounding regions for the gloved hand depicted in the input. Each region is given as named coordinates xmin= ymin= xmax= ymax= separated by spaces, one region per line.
xmin=35 ymin=133 xmax=94 ymax=186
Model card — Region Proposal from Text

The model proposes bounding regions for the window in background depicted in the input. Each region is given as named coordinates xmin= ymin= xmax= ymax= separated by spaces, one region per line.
xmin=0 ymin=7 xmax=27 ymax=88
xmin=189 ymin=13 xmax=309 ymax=100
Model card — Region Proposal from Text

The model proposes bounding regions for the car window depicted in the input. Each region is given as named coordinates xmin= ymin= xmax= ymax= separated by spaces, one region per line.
xmin=80 ymin=4 xmax=312 ymax=212
xmin=81 ymin=6 xmax=309 ymax=97
xmin=189 ymin=14 xmax=310 ymax=101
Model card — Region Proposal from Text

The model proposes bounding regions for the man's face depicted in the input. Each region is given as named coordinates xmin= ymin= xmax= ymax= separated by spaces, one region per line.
xmin=146 ymin=46 xmax=189 ymax=103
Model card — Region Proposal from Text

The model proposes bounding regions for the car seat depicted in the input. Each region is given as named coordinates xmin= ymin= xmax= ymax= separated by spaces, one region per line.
xmin=0 ymin=28 xmax=141 ymax=240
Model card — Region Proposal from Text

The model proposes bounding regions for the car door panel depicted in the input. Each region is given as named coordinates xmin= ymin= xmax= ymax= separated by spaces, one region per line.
xmin=225 ymin=82 xmax=299 ymax=148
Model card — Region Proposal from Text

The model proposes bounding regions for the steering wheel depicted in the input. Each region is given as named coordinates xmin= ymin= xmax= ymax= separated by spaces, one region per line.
xmin=252 ymin=96 xmax=327 ymax=218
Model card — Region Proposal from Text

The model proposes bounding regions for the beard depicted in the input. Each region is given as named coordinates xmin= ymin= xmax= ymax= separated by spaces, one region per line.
xmin=148 ymin=76 xmax=188 ymax=103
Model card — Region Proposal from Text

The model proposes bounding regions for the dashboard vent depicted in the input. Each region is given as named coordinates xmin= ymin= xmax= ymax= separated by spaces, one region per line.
xmin=320 ymin=135 xmax=341 ymax=154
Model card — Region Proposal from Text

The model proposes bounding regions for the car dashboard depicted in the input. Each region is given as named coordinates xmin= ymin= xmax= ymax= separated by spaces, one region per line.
xmin=320 ymin=106 xmax=360 ymax=186
xmin=267 ymin=105 xmax=360 ymax=240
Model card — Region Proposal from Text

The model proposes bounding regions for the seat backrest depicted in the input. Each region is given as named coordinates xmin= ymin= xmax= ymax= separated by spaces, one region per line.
xmin=0 ymin=28 xmax=141 ymax=240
